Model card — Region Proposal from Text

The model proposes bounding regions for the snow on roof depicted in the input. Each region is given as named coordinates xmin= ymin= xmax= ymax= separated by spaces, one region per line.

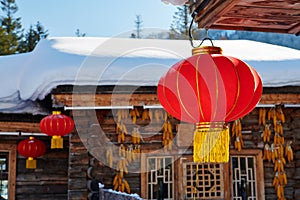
xmin=0 ymin=37 xmax=300 ymax=114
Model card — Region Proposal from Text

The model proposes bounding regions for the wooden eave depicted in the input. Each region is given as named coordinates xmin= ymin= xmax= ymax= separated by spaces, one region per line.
xmin=189 ymin=0 xmax=300 ymax=35
xmin=52 ymin=86 xmax=300 ymax=107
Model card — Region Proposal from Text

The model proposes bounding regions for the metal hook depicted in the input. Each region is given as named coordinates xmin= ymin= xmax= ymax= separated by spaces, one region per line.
xmin=188 ymin=14 xmax=214 ymax=48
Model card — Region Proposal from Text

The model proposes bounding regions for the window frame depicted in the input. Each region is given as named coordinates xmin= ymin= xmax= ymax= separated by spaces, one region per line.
xmin=229 ymin=149 xmax=265 ymax=200
xmin=177 ymin=154 xmax=230 ymax=200
xmin=141 ymin=149 xmax=179 ymax=200
xmin=0 ymin=143 xmax=16 ymax=200
xmin=141 ymin=149 xmax=264 ymax=200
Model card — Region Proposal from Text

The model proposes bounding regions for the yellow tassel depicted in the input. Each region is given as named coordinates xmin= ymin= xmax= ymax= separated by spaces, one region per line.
xmin=51 ymin=136 xmax=63 ymax=149
xmin=193 ymin=123 xmax=230 ymax=163
xmin=26 ymin=157 xmax=37 ymax=169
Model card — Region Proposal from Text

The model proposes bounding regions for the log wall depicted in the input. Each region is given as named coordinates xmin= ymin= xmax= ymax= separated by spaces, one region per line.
xmin=0 ymin=137 xmax=68 ymax=200
xmin=66 ymin=106 xmax=300 ymax=200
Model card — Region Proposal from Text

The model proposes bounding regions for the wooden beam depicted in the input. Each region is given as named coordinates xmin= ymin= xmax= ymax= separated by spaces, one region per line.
xmin=0 ymin=122 xmax=41 ymax=133
xmin=288 ymin=22 xmax=300 ymax=35
xmin=53 ymin=93 xmax=300 ymax=108
xmin=53 ymin=93 xmax=160 ymax=107
xmin=194 ymin=0 xmax=240 ymax=28
xmin=238 ymin=0 xmax=300 ymax=9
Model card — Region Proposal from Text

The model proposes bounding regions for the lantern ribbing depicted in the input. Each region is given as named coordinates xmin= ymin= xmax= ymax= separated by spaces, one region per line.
xmin=17 ymin=137 xmax=46 ymax=169
xmin=40 ymin=111 xmax=74 ymax=149
xmin=157 ymin=45 xmax=262 ymax=163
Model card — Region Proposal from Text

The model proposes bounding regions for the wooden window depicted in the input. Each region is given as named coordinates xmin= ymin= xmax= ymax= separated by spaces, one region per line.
xmin=141 ymin=150 xmax=264 ymax=200
xmin=183 ymin=162 xmax=224 ymax=199
xmin=177 ymin=155 xmax=229 ymax=200
xmin=141 ymin=153 xmax=174 ymax=200
xmin=230 ymin=150 xmax=265 ymax=200
xmin=0 ymin=144 xmax=16 ymax=200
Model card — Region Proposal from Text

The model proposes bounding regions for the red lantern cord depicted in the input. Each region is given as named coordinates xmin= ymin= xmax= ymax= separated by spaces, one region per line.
xmin=40 ymin=111 xmax=74 ymax=149
xmin=17 ymin=137 xmax=46 ymax=169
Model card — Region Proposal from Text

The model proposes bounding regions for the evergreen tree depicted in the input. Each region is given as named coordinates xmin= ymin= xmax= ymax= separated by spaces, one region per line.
xmin=169 ymin=5 xmax=202 ymax=40
xmin=19 ymin=21 xmax=48 ymax=52
xmin=0 ymin=0 xmax=23 ymax=55
xmin=75 ymin=28 xmax=86 ymax=37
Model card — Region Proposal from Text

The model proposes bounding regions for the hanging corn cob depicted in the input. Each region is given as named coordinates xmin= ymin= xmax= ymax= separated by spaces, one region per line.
xmin=276 ymin=106 xmax=285 ymax=123
xmin=258 ymin=107 xmax=267 ymax=126
xmin=130 ymin=107 xmax=140 ymax=124
xmin=268 ymin=107 xmax=277 ymax=128
xmin=231 ymin=119 xmax=244 ymax=151
xmin=125 ymin=145 xmax=133 ymax=163
xmin=262 ymin=124 xmax=271 ymax=143
xmin=141 ymin=108 xmax=150 ymax=121
xmin=161 ymin=119 xmax=173 ymax=151
xmin=278 ymin=172 xmax=288 ymax=186
xmin=260 ymin=106 xmax=289 ymax=200
xmin=117 ymin=109 xmax=128 ymax=123
xmin=154 ymin=109 xmax=165 ymax=123
xmin=274 ymin=158 xmax=285 ymax=172
xmin=234 ymin=136 xmax=244 ymax=152
xmin=112 ymin=172 xmax=131 ymax=193
xmin=116 ymin=122 xmax=128 ymax=144
xmin=116 ymin=158 xmax=128 ymax=174
xmin=132 ymin=144 xmax=141 ymax=161
xmin=105 ymin=145 xmax=113 ymax=168
xmin=131 ymin=127 xmax=142 ymax=144
xmin=263 ymin=144 xmax=271 ymax=162
xmin=285 ymin=141 xmax=294 ymax=162
xmin=118 ymin=144 xmax=126 ymax=157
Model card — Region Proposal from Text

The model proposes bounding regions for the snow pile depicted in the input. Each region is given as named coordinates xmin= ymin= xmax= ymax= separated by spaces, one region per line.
xmin=0 ymin=37 xmax=299 ymax=114
xmin=105 ymin=189 xmax=143 ymax=200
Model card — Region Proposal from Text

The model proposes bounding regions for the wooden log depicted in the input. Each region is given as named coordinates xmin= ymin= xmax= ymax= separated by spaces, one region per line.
xmin=87 ymin=179 xmax=100 ymax=192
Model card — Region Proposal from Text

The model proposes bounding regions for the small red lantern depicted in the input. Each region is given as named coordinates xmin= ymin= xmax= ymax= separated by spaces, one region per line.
xmin=157 ymin=46 xmax=262 ymax=162
xmin=17 ymin=137 xmax=46 ymax=169
xmin=40 ymin=111 xmax=74 ymax=149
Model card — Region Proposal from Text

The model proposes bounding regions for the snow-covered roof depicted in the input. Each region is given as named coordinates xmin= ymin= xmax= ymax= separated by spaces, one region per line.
xmin=1 ymin=37 xmax=300 ymax=114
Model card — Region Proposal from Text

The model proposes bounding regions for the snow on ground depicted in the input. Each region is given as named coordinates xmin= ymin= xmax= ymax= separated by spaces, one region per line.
xmin=0 ymin=37 xmax=300 ymax=114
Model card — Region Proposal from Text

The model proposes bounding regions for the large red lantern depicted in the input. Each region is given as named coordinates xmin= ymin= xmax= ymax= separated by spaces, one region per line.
xmin=40 ymin=111 xmax=74 ymax=149
xmin=157 ymin=46 xmax=262 ymax=163
xmin=17 ymin=137 xmax=46 ymax=169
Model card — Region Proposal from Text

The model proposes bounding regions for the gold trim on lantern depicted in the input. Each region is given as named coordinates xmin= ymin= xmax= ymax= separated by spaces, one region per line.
xmin=192 ymin=46 xmax=222 ymax=55
xmin=52 ymin=111 xmax=61 ymax=115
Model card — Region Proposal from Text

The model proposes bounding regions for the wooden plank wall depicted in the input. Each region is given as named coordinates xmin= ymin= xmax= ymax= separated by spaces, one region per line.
xmin=0 ymin=113 xmax=69 ymax=200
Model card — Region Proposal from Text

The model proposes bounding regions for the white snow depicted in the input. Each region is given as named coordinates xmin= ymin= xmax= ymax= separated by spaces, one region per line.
xmin=161 ymin=0 xmax=187 ymax=5
xmin=0 ymin=37 xmax=300 ymax=114
xmin=106 ymin=189 xmax=142 ymax=200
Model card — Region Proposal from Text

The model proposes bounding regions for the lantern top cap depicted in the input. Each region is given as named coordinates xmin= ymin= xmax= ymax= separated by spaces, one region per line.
xmin=192 ymin=46 xmax=222 ymax=55
xmin=52 ymin=111 xmax=61 ymax=115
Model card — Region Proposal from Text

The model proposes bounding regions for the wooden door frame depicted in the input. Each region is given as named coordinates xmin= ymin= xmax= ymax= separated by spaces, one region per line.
xmin=0 ymin=143 xmax=16 ymax=200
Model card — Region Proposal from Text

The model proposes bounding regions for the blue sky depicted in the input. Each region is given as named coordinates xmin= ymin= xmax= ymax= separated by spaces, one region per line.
xmin=16 ymin=0 xmax=177 ymax=37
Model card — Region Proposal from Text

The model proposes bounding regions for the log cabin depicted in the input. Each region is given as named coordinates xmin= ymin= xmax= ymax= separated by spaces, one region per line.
xmin=0 ymin=37 xmax=299 ymax=200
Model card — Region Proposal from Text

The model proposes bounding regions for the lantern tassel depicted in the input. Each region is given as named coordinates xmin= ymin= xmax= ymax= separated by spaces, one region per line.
xmin=51 ymin=136 xmax=63 ymax=149
xmin=26 ymin=157 xmax=37 ymax=169
xmin=193 ymin=123 xmax=230 ymax=163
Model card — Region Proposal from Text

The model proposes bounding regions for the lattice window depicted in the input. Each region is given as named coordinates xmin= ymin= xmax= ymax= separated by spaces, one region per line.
xmin=183 ymin=162 xmax=224 ymax=199
xmin=146 ymin=156 xmax=174 ymax=200
xmin=231 ymin=156 xmax=257 ymax=200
